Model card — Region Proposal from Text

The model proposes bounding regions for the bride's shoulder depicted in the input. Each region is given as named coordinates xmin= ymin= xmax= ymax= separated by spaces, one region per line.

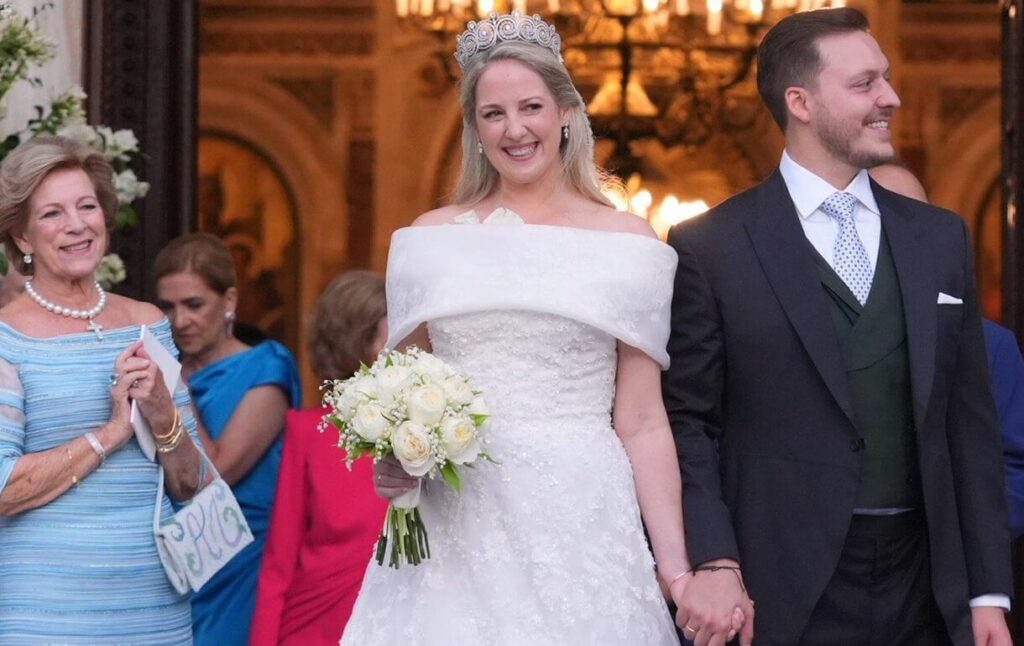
xmin=584 ymin=205 xmax=658 ymax=240
xmin=410 ymin=205 xmax=474 ymax=227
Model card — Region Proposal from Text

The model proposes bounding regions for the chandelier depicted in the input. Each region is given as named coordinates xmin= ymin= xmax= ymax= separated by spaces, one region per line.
xmin=396 ymin=0 xmax=842 ymax=152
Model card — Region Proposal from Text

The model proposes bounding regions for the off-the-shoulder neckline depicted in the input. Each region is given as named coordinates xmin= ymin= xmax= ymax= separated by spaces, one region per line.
xmin=0 ymin=316 xmax=169 ymax=341
xmin=408 ymin=207 xmax=665 ymax=244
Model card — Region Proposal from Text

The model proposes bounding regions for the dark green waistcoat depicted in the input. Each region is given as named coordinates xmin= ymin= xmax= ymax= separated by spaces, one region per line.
xmin=813 ymin=231 xmax=924 ymax=509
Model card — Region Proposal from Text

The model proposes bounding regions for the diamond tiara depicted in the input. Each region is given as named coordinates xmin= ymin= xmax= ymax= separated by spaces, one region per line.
xmin=454 ymin=12 xmax=563 ymax=70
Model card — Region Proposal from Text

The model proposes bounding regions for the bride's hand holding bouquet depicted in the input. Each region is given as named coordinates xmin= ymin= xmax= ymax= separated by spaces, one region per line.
xmin=322 ymin=347 xmax=491 ymax=568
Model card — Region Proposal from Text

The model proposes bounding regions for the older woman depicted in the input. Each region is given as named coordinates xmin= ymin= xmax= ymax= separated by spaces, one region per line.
xmin=154 ymin=233 xmax=301 ymax=646
xmin=253 ymin=271 xmax=389 ymax=645
xmin=0 ymin=136 xmax=204 ymax=643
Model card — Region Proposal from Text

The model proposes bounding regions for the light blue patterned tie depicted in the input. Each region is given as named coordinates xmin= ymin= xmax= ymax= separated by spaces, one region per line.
xmin=820 ymin=191 xmax=873 ymax=305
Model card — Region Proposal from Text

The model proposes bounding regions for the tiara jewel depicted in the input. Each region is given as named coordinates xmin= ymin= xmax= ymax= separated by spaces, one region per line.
xmin=454 ymin=12 xmax=563 ymax=70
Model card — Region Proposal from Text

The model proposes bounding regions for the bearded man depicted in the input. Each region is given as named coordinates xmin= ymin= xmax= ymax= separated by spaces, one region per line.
xmin=666 ymin=8 xmax=1013 ymax=645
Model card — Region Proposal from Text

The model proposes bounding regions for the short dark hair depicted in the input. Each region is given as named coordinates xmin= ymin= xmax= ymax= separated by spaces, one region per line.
xmin=756 ymin=7 xmax=870 ymax=130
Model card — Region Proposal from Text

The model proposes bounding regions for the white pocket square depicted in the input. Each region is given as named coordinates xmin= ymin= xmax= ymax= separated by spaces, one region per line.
xmin=937 ymin=292 xmax=963 ymax=305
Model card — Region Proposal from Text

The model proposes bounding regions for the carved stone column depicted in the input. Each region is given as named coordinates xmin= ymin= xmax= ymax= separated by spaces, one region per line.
xmin=85 ymin=0 xmax=198 ymax=301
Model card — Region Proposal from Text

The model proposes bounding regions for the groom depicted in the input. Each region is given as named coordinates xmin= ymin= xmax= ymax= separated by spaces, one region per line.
xmin=664 ymin=8 xmax=1013 ymax=645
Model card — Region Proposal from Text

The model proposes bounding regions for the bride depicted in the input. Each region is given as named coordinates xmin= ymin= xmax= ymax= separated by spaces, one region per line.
xmin=342 ymin=13 xmax=737 ymax=645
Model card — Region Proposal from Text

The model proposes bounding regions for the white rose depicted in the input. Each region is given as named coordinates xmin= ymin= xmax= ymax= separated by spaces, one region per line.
xmin=439 ymin=414 xmax=481 ymax=464
xmin=412 ymin=352 xmax=448 ymax=382
xmin=350 ymin=375 xmax=379 ymax=400
xmin=392 ymin=421 xmax=435 ymax=476
xmin=441 ymin=375 xmax=474 ymax=406
xmin=467 ymin=396 xmax=489 ymax=418
xmin=95 ymin=126 xmax=115 ymax=151
xmin=111 ymin=128 xmax=139 ymax=154
xmin=351 ymin=402 xmax=389 ymax=442
xmin=406 ymin=384 xmax=447 ymax=425
xmin=376 ymin=365 xmax=414 ymax=402
xmin=114 ymin=169 xmax=140 ymax=204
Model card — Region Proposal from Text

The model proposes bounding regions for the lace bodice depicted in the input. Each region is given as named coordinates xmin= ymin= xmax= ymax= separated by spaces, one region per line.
xmin=430 ymin=310 xmax=615 ymax=427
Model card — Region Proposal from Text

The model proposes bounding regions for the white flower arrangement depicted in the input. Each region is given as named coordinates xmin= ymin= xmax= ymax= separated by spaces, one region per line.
xmin=322 ymin=346 xmax=493 ymax=568
xmin=0 ymin=5 xmax=146 ymax=286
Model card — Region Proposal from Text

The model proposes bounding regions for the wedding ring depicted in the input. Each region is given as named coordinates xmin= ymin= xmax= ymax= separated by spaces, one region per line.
xmin=682 ymin=624 xmax=699 ymax=638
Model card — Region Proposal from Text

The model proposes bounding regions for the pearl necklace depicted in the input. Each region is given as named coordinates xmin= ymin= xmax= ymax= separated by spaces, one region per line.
xmin=24 ymin=280 xmax=108 ymax=339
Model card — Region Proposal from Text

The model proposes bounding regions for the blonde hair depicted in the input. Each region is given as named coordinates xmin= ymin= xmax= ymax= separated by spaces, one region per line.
xmin=0 ymin=136 xmax=118 ymax=275
xmin=452 ymin=40 xmax=613 ymax=207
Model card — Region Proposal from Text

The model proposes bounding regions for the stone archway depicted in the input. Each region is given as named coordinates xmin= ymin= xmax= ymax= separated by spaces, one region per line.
xmin=200 ymin=67 xmax=349 ymax=403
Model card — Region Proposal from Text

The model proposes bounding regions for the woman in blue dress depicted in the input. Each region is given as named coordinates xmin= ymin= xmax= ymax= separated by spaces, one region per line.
xmin=0 ymin=137 xmax=206 ymax=644
xmin=155 ymin=233 xmax=301 ymax=646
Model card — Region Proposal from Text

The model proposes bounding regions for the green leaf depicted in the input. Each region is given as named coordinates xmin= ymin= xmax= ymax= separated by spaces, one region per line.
xmin=0 ymin=253 xmax=7 ymax=276
xmin=440 ymin=461 xmax=461 ymax=492
xmin=116 ymin=204 xmax=139 ymax=229
xmin=471 ymin=413 xmax=489 ymax=427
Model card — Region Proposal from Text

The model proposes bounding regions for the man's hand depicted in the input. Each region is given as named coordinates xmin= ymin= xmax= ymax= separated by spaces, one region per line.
xmin=673 ymin=558 xmax=754 ymax=646
xmin=971 ymin=606 xmax=1012 ymax=646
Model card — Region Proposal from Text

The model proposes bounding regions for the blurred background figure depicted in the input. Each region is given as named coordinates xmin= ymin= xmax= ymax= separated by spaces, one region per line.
xmin=252 ymin=270 xmax=388 ymax=645
xmin=154 ymin=232 xmax=301 ymax=646
xmin=871 ymin=161 xmax=1024 ymax=539
xmin=0 ymin=136 xmax=204 ymax=643
xmin=983 ymin=319 xmax=1024 ymax=539
xmin=868 ymin=162 xmax=928 ymax=202
xmin=0 ymin=265 xmax=27 ymax=309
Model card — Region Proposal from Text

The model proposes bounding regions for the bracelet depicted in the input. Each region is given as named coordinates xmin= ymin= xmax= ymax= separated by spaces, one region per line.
xmin=156 ymin=425 xmax=185 ymax=453
xmin=667 ymin=569 xmax=693 ymax=592
xmin=84 ymin=431 xmax=106 ymax=462
xmin=152 ymin=408 xmax=181 ymax=443
xmin=693 ymin=564 xmax=746 ymax=592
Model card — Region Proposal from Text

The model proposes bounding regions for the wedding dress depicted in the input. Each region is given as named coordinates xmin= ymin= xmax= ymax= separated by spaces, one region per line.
xmin=340 ymin=209 xmax=681 ymax=645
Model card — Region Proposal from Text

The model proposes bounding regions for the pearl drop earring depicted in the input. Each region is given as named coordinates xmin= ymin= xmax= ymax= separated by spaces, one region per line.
xmin=23 ymin=253 xmax=32 ymax=265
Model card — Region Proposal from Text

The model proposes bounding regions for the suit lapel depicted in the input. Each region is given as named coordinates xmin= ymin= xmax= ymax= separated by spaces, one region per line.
xmin=874 ymin=181 xmax=936 ymax=429
xmin=745 ymin=171 xmax=856 ymax=425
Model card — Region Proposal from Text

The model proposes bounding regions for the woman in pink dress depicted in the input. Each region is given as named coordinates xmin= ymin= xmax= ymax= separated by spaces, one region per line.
xmin=252 ymin=271 xmax=389 ymax=645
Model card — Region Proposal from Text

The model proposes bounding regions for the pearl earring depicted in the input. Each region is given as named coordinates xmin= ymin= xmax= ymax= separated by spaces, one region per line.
xmin=23 ymin=253 xmax=32 ymax=265
xmin=477 ymin=139 xmax=484 ymax=155
xmin=562 ymin=125 xmax=569 ymax=141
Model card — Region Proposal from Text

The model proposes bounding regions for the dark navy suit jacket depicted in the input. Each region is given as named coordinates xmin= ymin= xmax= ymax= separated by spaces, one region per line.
xmin=983 ymin=319 xmax=1024 ymax=539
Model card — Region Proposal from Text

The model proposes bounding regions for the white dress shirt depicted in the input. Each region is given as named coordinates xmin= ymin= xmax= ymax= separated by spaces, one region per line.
xmin=777 ymin=151 xmax=1010 ymax=612
xmin=779 ymin=150 xmax=881 ymax=271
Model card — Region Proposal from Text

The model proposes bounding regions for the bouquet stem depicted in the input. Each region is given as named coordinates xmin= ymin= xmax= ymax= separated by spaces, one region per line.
xmin=377 ymin=504 xmax=430 ymax=568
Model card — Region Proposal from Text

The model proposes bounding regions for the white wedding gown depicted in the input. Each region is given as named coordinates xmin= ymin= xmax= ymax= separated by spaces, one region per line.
xmin=340 ymin=210 xmax=681 ymax=645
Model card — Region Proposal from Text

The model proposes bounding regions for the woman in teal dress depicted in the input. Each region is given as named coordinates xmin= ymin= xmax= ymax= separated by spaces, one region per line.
xmin=155 ymin=233 xmax=301 ymax=646
xmin=0 ymin=137 xmax=206 ymax=644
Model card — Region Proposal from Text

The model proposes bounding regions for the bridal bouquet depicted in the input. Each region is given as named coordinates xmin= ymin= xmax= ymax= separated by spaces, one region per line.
xmin=322 ymin=346 xmax=490 ymax=568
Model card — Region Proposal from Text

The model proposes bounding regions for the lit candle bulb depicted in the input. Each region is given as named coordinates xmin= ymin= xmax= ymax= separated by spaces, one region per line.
xmin=749 ymin=0 xmax=763 ymax=19
xmin=675 ymin=0 xmax=690 ymax=14
xmin=642 ymin=0 xmax=660 ymax=12
xmin=421 ymin=0 xmax=434 ymax=15
xmin=477 ymin=0 xmax=494 ymax=13
xmin=513 ymin=0 xmax=526 ymax=12
xmin=706 ymin=0 xmax=722 ymax=35
xmin=396 ymin=0 xmax=410 ymax=16
xmin=548 ymin=0 xmax=560 ymax=10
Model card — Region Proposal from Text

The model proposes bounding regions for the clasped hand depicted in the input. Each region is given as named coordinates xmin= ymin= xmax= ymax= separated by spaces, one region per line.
xmin=672 ymin=558 xmax=754 ymax=646
xmin=372 ymin=455 xmax=419 ymax=499
xmin=110 ymin=341 xmax=174 ymax=441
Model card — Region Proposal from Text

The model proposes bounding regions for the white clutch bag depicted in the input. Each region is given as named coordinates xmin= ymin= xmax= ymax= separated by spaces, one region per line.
xmin=152 ymin=454 xmax=253 ymax=594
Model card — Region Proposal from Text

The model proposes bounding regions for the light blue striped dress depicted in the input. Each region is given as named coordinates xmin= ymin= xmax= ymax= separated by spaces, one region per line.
xmin=0 ymin=318 xmax=198 ymax=644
